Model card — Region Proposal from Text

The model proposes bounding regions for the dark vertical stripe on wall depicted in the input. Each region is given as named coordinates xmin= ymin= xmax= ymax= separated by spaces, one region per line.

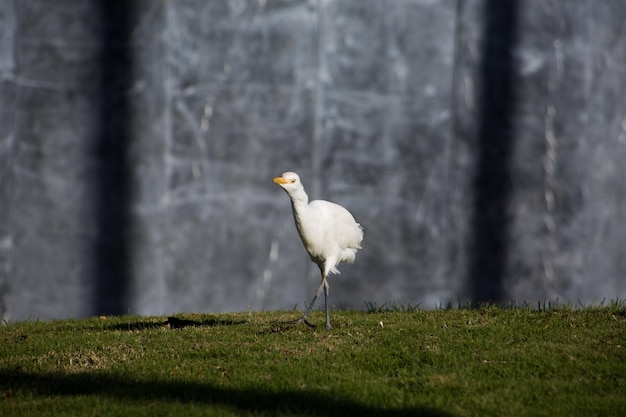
xmin=93 ymin=2 xmax=134 ymax=315
xmin=468 ymin=0 xmax=520 ymax=304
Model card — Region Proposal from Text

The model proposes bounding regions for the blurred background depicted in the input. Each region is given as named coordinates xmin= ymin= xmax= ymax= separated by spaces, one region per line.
xmin=1 ymin=0 xmax=625 ymax=321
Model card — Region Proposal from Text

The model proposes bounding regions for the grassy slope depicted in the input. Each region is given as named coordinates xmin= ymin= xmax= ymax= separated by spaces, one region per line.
xmin=1 ymin=306 xmax=625 ymax=417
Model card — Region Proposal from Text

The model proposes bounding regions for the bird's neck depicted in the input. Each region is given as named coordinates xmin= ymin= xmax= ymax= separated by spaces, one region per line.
xmin=289 ymin=189 xmax=309 ymax=240
xmin=289 ymin=188 xmax=309 ymax=210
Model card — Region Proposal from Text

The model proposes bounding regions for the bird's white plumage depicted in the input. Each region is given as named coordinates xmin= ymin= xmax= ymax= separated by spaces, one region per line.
xmin=273 ymin=171 xmax=363 ymax=329
xmin=298 ymin=199 xmax=362 ymax=275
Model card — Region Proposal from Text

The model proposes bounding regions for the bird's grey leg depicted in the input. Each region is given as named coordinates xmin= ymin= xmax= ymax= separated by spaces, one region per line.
xmin=284 ymin=278 xmax=325 ymax=329
xmin=323 ymin=277 xmax=331 ymax=330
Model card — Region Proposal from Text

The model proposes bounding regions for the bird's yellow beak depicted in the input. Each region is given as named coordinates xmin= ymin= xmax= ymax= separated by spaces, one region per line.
xmin=273 ymin=177 xmax=289 ymax=185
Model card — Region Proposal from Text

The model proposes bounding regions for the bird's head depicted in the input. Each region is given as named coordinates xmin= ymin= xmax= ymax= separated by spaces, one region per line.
xmin=273 ymin=172 xmax=302 ymax=193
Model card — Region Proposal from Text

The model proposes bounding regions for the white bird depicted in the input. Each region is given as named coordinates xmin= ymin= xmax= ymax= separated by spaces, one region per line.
xmin=273 ymin=171 xmax=364 ymax=330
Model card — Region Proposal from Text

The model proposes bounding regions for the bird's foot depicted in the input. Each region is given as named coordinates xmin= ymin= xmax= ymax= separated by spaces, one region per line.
xmin=282 ymin=316 xmax=316 ymax=329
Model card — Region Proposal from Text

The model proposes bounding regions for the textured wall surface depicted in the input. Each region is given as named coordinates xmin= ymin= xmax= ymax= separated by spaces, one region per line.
xmin=1 ymin=0 xmax=625 ymax=321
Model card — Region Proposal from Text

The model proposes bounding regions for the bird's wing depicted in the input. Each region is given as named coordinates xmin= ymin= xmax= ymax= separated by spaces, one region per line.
xmin=308 ymin=200 xmax=363 ymax=252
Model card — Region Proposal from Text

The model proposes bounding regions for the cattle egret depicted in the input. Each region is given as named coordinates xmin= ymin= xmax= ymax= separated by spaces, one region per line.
xmin=273 ymin=171 xmax=364 ymax=330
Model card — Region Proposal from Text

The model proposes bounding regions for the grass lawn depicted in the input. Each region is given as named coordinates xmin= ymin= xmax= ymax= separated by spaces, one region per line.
xmin=1 ymin=304 xmax=625 ymax=416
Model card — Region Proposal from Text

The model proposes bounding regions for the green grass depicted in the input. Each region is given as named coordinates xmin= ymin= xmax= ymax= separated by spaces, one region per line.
xmin=1 ymin=304 xmax=625 ymax=417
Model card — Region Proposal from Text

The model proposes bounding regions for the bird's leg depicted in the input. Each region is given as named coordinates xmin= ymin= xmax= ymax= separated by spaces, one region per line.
xmin=283 ymin=278 xmax=325 ymax=329
xmin=323 ymin=277 xmax=331 ymax=330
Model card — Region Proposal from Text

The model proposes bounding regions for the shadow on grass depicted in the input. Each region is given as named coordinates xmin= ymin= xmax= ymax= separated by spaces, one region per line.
xmin=0 ymin=370 xmax=454 ymax=417
xmin=102 ymin=316 xmax=247 ymax=332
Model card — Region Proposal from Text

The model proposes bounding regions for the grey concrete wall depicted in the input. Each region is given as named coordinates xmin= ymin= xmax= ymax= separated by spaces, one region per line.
xmin=1 ymin=0 xmax=625 ymax=321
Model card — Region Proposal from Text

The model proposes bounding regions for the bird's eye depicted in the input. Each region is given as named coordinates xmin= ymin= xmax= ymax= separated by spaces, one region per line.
xmin=290 ymin=179 xmax=296 ymax=183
